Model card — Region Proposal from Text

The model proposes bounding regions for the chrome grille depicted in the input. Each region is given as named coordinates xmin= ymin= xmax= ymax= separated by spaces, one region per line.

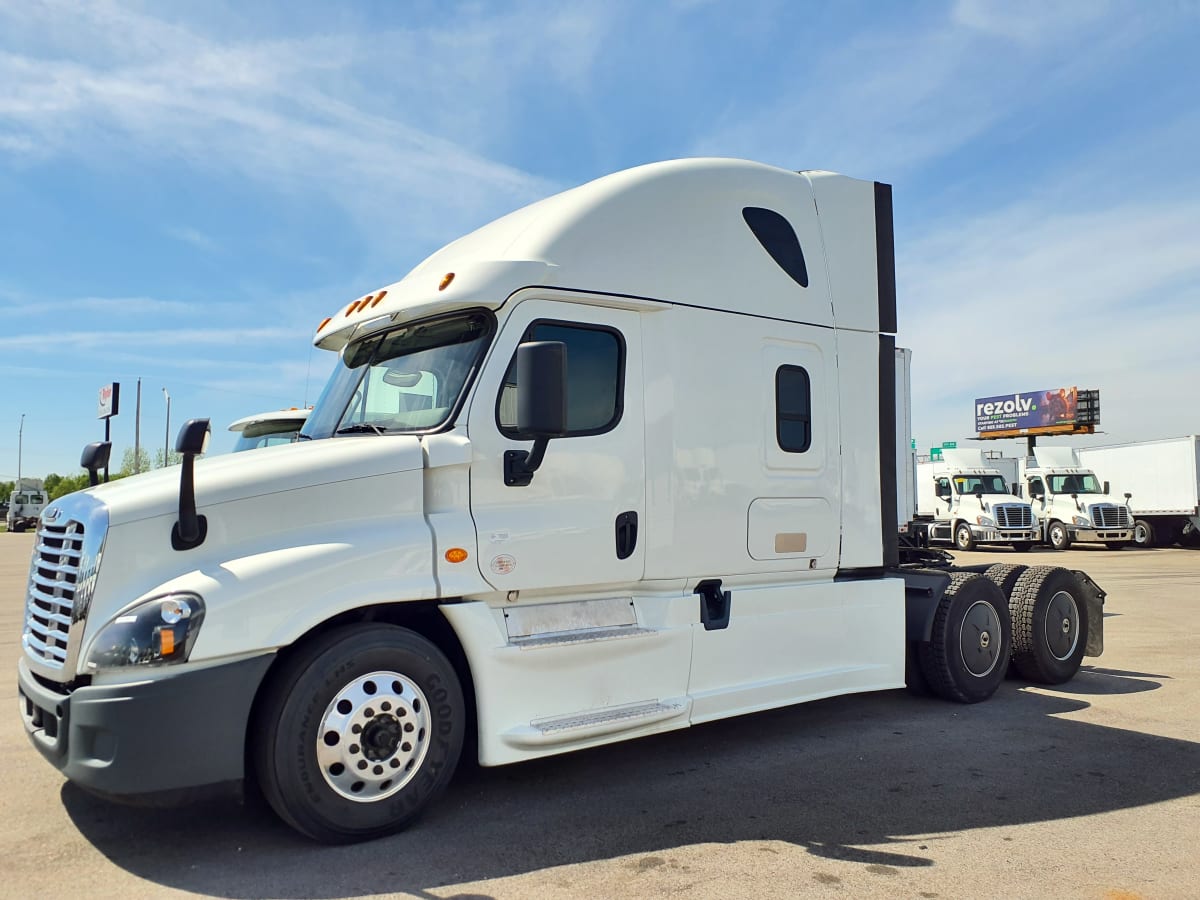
xmin=1090 ymin=504 xmax=1131 ymax=529
xmin=995 ymin=504 xmax=1034 ymax=528
xmin=21 ymin=495 xmax=108 ymax=680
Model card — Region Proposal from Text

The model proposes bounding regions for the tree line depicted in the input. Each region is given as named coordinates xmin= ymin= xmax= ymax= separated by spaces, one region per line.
xmin=3 ymin=447 xmax=183 ymax=503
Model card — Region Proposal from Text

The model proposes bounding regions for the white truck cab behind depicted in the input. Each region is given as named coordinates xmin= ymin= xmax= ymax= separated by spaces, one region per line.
xmin=913 ymin=449 xmax=1038 ymax=551
xmin=1019 ymin=447 xmax=1132 ymax=550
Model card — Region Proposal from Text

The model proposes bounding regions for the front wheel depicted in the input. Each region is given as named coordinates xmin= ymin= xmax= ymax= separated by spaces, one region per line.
xmin=1047 ymin=520 xmax=1072 ymax=551
xmin=1132 ymin=519 xmax=1155 ymax=549
xmin=254 ymin=624 xmax=465 ymax=844
xmin=954 ymin=522 xmax=976 ymax=552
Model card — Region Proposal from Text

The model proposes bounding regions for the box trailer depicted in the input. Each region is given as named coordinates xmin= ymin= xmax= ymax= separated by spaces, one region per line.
xmin=1077 ymin=436 xmax=1200 ymax=548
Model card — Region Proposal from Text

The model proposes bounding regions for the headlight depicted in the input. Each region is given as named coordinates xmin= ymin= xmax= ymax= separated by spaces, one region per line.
xmin=1072 ymin=516 xmax=1090 ymax=527
xmin=976 ymin=515 xmax=995 ymax=527
xmin=85 ymin=592 xmax=206 ymax=671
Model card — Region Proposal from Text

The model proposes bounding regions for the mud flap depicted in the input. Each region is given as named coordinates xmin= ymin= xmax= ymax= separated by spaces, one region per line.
xmin=1071 ymin=569 xmax=1106 ymax=657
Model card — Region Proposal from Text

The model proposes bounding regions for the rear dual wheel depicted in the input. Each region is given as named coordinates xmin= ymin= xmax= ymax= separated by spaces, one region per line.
xmin=918 ymin=572 xmax=1011 ymax=703
xmin=1008 ymin=566 xmax=1088 ymax=684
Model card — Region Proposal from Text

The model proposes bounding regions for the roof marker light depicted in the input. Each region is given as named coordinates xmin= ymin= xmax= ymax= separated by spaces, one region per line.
xmin=439 ymin=273 xmax=455 ymax=291
xmin=371 ymin=289 xmax=388 ymax=308
xmin=317 ymin=317 xmax=332 ymax=332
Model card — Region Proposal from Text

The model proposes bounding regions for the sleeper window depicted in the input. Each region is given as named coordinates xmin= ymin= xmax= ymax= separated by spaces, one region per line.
xmin=776 ymin=365 xmax=811 ymax=452
xmin=498 ymin=322 xmax=624 ymax=437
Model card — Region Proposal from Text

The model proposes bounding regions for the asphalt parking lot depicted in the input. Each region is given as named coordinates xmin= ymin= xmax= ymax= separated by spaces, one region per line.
xmin=2 ymin=534 xmax=1198 ymax=900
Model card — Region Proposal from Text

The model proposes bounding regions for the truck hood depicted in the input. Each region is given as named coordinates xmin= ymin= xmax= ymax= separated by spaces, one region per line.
xmin=71 ymin=436 xmax=426 ymax=527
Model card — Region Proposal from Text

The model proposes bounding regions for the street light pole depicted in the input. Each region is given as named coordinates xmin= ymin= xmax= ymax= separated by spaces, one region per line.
xmin=163 ymin=389 xmax=171 ymax=468
xmin=17 ymin=413 xmax=24 ymax=483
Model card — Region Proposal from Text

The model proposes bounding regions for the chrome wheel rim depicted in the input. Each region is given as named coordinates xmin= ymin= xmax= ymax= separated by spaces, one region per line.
xmin=317 ymin=670 xmax=431 ymax=802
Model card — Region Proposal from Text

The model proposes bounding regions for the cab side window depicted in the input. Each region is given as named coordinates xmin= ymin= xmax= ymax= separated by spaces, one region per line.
xmin=935 ymin=477 xmax=952 ymax=500
xmin=776 ymin=365 xmax=812 ymax=452
xmin=1029 ymin=477 xmax=1045 ymax=497
xmin=498 ymin=321 xmax=624 ymax=437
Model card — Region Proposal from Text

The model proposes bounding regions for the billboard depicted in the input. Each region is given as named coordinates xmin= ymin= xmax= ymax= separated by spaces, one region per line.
xmin=97 ymin=382 xmax=120 ymax=419
xmin=975 ymin=387 xmax=1098 ymax=438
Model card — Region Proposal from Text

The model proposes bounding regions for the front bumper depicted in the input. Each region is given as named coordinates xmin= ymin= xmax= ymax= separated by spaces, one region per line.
xmin=18 ymin=652 xmax=274 ymax=800
xmin=1070 ymin=527 xmax=1133 ymax=543
xmin=972 ymin=527 xmax=1040 ymax=543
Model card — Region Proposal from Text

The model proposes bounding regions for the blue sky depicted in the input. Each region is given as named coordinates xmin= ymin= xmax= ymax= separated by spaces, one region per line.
xmin=2 ymin=0 xmax=1198 ymax=480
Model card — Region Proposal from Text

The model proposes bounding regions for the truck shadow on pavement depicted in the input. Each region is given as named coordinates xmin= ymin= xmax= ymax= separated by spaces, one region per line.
xmin=62 ymin=673 xmax=1198 ymax=898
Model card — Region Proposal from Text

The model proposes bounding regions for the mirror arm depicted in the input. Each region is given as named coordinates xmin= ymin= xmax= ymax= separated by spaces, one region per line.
xmin=504 ymin=438 xmax=550 ymax=487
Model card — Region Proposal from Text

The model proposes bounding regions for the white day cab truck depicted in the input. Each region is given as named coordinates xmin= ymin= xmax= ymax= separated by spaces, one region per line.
xmin=1016 ymin=447 xmax=1133 ymax=550
xmin=910 ymin=449 xmax=1039 ymax=552
xmin=6 ymin=478 xmax=48 ymax=533
xmin=17 ymin=159 xmax=1107 ymax=843
xmin=1077 ymin=436 xmax=1200 ymax=548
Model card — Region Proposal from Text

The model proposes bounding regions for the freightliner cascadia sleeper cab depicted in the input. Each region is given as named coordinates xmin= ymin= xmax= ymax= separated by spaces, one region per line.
xmin=17 ymin=159 xmax=1105 ymax=843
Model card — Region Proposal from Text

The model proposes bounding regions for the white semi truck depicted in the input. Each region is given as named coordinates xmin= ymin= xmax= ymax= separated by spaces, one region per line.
xmin=1016 ymin=447 xmax=1133 ymax=550
xmin=5 ymin=479 xmax=47 ymax=533
xmin=17 ymin=159 xmax=1105 ymax=843
xmin=1077 ymin=436 xmax=1200 ymax=548
xmin=911 ymin=449 xmax=1039 ymax=551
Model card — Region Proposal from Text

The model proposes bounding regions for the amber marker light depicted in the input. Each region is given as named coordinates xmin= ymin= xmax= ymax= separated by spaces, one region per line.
xmin=371 ymin=289 xmax=388 ymax=307
xmin=317 ymin=317 xmax=332 ymax=332
xmin=439 ymin=272 xmax=455 ymax=291
xmin=445 ymin=548 xmax=469 ymax=564
xmin=158 ymin=628 xmax=176 ymax=656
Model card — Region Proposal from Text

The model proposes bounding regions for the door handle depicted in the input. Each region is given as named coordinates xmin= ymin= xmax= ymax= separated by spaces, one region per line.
xmin=615 ymin=511 xmax=638 ymax=560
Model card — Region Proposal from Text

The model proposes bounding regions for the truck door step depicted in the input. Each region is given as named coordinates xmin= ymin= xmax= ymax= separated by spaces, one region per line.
xmin=508 ymin=624 xmax=658 ymax=650
xmin=501 ymin=699 xmax=690 ymax=748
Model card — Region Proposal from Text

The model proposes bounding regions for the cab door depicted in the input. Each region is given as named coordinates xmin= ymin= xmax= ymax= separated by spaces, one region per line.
xmin=468 ymin=298 xmax=646 ymax=594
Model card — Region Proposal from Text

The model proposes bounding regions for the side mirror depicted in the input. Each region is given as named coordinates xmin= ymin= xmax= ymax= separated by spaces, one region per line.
xmin=1124 ymin=492 xmax=1133 ymax=501
xmin=505 ymin=342 xmax=567 ymax=487
xmin=173 ymin=418 xmax=211 ymax=551
xmin=516 ymin=341 xmax=567 ymax=438
xmin=80 ymin=441 xmax=112 ymax=487
xmin=175 ymin=418 xmax=211 ymax=455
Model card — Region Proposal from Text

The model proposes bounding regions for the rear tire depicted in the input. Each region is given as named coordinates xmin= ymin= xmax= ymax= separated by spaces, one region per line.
xmin=1132 ymin=519 xmax=1155 ymax=549
xmin=1009 ymin=567 xmax=1088 ymax=684
xmin=918 ymin=572 xmax=1011 ymax=703
xmin=1047 ymin=520 xmax=1072 ymax=551
xmin=254 ymin=624 xmax=465 ymax=844
xmin=954 ymin=522 xmax=976 ymax=552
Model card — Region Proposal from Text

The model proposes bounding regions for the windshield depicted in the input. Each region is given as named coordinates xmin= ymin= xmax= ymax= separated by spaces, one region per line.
xmin=301 ymin=311 xmax=493 ymax=439
xmin=954 ymin=475 xmax=1010 ymax=495
xmin=1047 ymin=473 xmax=1102 ymax=494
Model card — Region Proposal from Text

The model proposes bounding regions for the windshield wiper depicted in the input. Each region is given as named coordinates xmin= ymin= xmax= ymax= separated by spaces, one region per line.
xmin=336 ymin=423 xmax=388 ymax=435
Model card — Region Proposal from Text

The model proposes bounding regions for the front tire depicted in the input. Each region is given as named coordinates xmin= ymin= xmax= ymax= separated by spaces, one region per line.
xmin=254 ymin=624 xmax=465 ymax=844
xmin=954 ymin=522 xmax=976 ymax=552
xmin=1047 ymin=520 xmax=1072 ymax=551
xmin=918 ymin=572 xmax=1011 ymax=703
xmin=1132 ymin=519 xmax=1155 ymax=549
xmin=1009 ymin=567 xmax=1088 ymax=684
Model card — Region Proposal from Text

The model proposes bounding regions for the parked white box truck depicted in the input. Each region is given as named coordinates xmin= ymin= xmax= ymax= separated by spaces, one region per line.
xmin=1016 ymin=447 xmax=1133 ymax=550
xmin=1077 ymin=436 xmax=1200 ymax=548
xmin=17 ymin=159 xmax=1105 ymax=843
xmin=911 ymin=449 xmax=1039 ymax=551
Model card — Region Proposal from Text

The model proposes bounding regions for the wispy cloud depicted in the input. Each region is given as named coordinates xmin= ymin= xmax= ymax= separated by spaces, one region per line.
xmin=0 ymin=326 xmax=304 ymax=351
